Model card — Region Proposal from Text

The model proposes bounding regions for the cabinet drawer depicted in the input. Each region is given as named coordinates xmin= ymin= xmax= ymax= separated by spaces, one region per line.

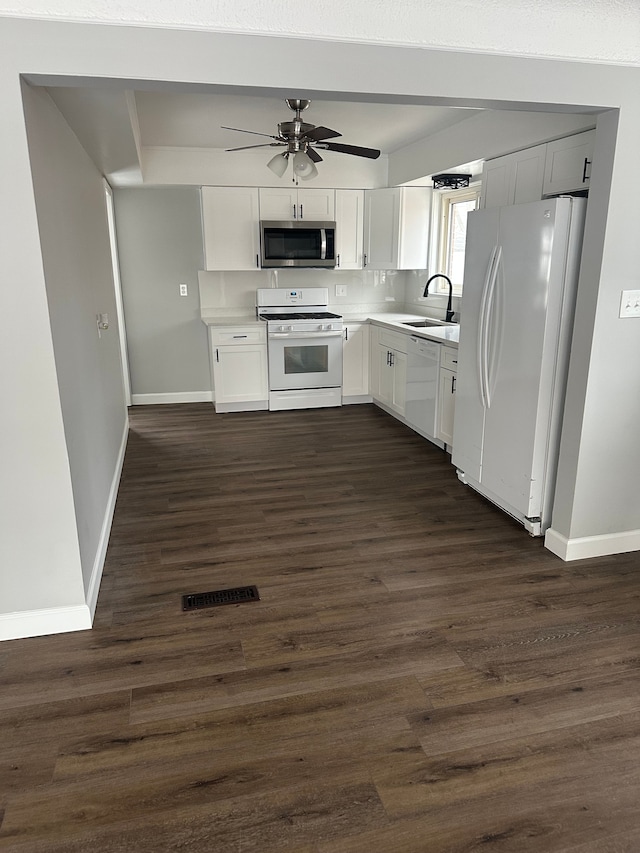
xmin=441 ymin=346 xmax=459 ymax=370
xmin=210 ymin=325 xmax=266 ymax=345
xmin=378 ymin=327 xmax=409 ymax=353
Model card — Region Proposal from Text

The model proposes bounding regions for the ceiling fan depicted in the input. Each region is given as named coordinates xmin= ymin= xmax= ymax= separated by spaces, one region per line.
xmin=222 ymin=98 xmax=381 ymax=181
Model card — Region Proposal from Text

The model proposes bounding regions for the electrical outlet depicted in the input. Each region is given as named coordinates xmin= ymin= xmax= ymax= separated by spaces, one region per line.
xmin=335 ymin=284 xmax=347 ymax=297
xmin=179 ymin=284 xmax=188 ymax=297
xmin=620 ymin=290 xmax=640 ymax=318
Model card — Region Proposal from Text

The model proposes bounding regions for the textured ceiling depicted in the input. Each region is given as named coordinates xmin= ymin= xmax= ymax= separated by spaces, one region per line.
xmin=1 ymin=0 xmax=639 ymax=64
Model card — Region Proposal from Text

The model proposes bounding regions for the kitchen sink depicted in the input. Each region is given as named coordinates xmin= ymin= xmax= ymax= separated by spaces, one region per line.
xmin=402 ymin=320 xmax=445 ymax=328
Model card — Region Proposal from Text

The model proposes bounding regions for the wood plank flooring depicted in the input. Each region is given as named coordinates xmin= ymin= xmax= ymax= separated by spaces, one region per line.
xmin=2 ymin=402 xmax=640 ymax=852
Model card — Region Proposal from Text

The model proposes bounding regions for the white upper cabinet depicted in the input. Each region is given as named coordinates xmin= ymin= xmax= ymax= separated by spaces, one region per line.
xmin=335 ymin=189 xmax=364 ymax=270
xmin=480 ymin=144 xmax=546 ymax=209
xmin=542 ymin=130 xmax=595 ymax=196
xmin=202 ymin=186 xmax=260 ymax=270
xmin=363 ymin=187 xmax=431 ymax=270
xmin=480 ymin=130 xmax=596 ymax=209
xmin=259 ymin=188 xmax=335 ymax=221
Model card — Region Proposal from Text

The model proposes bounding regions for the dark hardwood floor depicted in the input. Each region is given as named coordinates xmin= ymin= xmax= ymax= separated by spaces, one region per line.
xmin=2 ymin=403 xmax=640 ymax=852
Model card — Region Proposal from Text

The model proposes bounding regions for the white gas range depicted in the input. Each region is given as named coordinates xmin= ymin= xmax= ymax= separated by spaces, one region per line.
xmin=256 ymin=288 xmax=343 ymax=411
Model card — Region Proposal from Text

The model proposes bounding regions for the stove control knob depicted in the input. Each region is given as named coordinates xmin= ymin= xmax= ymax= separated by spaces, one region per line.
xmin=279 ymin=325 xmax=286 ymax=332
xmin=288 ymin=325 xmax=294 ymax=332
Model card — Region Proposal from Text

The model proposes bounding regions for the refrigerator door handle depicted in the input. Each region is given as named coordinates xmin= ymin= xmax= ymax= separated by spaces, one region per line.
xmin=477 ymin=245 xmax=500 ymax=409
xmin=483 ymin=245 xmax=503 ymax=409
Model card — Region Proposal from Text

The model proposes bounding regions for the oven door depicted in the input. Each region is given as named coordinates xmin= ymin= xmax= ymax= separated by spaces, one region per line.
xmin=267 ymin=330 xmax=343 ymax=391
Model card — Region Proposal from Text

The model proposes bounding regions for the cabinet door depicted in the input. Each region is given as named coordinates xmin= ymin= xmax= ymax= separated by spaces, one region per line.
xmin=202 ymin=187 xmax=260 ymax=270
xmin=437 ymin=367 xmax=456 ymax=445
xmin=259 ymin=188 xmax=298 ymax=220
xmin=335 ymin=189 xmax=364 ymax=269
xmin=342 ymin=323 xmax=370 ymax=399
xmin=376 ymin=344 xmax=394 ymax=404
xmin=480 ymin=159 xmax=511 ymax=209
xmin=510 ymin=145 xmax=546 ymax=205
xmin=297 ymin=189 xmax=335 ymax=220
xmin=364 ymin=189 xmax=399 ymax=269
xmin=212 ymin=344 xmax=268 ymax=406
xmin=480 ymin=145 xmax=545 ymax=209
xmin=542 ymin=130 xmax=595 ymax=196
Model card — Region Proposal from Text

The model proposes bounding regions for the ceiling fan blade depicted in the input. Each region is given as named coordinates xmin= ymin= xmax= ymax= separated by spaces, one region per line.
xmin=221 ymin=126 xmax=281 ymax=141
xmin=225 ymin=143 xmax=284 ymax=152
xmin=303 ymin=126 xmax=342 ymax=142
xmin=306 ymin=147 xmax=323 ymax=163
xmin=321 ymin=142 xmax=381 ymax=159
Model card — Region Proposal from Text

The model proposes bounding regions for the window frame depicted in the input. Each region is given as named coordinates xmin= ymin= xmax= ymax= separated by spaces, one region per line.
xmin=433 ymin=185 xmax=480 ymax=296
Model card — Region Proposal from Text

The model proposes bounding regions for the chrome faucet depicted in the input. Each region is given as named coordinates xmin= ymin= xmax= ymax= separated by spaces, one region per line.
xmin=423 ymin=274 xmax=455 ymax=323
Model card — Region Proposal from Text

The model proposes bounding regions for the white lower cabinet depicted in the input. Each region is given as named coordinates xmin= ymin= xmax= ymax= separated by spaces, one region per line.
xmin=437 ymin=346 xmax=458 ymax=446
xmin=209 ymin=325 xmax=268 ymax=413
xmin=342 ymin=322 xmax=371 ymax=401
xmin=371 ymin=327 xmax=409 ymax=416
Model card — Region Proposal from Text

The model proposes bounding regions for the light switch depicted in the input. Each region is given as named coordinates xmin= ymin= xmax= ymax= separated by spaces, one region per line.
xmin=619 ymin=290 xmax=640 ymax=318
xmin=335 ymin=284 xmax=347 ymax=297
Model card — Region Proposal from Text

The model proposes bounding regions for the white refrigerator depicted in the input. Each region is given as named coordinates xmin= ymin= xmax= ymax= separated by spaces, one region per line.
xmin=452 ymin=197 xmax=586 ymax=536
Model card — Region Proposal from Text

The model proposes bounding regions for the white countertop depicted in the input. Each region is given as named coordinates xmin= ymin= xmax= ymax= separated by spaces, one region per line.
xmin=367 ymin=313 xmax=460 ymax=347
xmin=201 ymin=313 xmax=260 ymax=326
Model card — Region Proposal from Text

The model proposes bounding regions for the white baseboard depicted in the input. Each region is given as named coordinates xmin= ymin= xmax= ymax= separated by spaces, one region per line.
xmin=131 ymin=391 xmax=212 ymax=405
xmin=0 ymin=605 xmax=92 ymax=642
xmin=342 ymin=394 xmax=373 ymax=405
xmin=545 ymin=527 xmax=640 ymax=561
xmin=85 ymin=417 xmax=129 ymax=619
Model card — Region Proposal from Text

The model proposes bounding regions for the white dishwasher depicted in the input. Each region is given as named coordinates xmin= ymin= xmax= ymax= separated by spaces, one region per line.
xmin=405 ymin=336 xmax=440 ymax=439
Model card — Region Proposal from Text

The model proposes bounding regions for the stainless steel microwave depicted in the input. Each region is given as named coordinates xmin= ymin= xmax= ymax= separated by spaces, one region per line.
xmin=260 ymin=220 xmax=336 ymax=268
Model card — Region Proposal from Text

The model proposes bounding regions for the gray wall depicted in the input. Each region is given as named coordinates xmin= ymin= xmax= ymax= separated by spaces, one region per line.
xmin=21 ymin=82 xmax=128 ymax=604
xmin=113 ymin=187 xmax=209 ymax=399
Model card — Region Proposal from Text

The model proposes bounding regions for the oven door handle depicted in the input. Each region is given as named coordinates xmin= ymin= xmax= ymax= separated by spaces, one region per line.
xmin=268 ymin=330 xmax=343 ymax=339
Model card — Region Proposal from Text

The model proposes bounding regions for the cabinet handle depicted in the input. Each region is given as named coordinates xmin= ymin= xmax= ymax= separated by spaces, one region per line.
xmin=216 ymin=348 xmax=219 ymax=363
xmin=300 ymin=204 xmax=303 ymax=219
xmin=390 ymin=351 xmax=395 ymax=367
xmin=452 ymin=375 xmax=456 ymax=393
xmin=452 ymin=358 xmax=457 ymax=364
xmin=582 ymin=157 xmax=591 ymax=183
xmin=336 ymin=253 xmax=341 ymax=268
xmin=344 ymin=328 xmax=348 ymax=341
xmin=256 ymin=253 xmax=259 ymax=268
xmin=293 ymin=204 xmax=297 ymax=220
xmin=363 ymin=253 xmax=368 ymax=267
xmin=232 ymin=335 xmax=248 ymax=339
xmin=386 ymin=350 xmax=391 ymax=366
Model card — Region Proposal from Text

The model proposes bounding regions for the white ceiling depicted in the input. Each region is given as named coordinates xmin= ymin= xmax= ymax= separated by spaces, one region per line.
xmin=45 ymin=84 xmax=482 ymax=185
xmin=134 ymin=91 xmax=478 ymax=153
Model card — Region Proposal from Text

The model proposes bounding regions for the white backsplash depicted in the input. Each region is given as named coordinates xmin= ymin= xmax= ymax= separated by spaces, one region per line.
xmin=198 ymin=268 xmax=410 ymax=318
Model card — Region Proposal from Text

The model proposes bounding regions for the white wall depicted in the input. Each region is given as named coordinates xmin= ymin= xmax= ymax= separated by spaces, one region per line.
xmin=1 ymin=0 xmax=637 ymax=65
xmin=0 ymin=74 xmax=89 ymax=639
xmin=113 ymin=187 xmax=210 ymax=403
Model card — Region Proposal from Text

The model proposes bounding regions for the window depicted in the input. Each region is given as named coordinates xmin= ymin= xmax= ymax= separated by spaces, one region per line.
xmin=436 ymin=187 xmax=480 ymax=296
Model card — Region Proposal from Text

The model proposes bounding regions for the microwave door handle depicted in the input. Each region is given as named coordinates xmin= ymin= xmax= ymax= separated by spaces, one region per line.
xmin=320 ymin=228 xmax=327 ymax=260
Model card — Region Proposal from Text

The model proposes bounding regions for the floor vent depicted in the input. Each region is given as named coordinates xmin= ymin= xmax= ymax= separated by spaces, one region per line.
xmin=182 ymin=585 xmax=260 ymax=612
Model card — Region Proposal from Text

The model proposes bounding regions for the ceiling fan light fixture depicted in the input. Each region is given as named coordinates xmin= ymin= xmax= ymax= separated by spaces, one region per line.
xmin=292 ymin=150 xmax=318 ymax=181
xmin=267 ymin=152 xmax=289 ymax=177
